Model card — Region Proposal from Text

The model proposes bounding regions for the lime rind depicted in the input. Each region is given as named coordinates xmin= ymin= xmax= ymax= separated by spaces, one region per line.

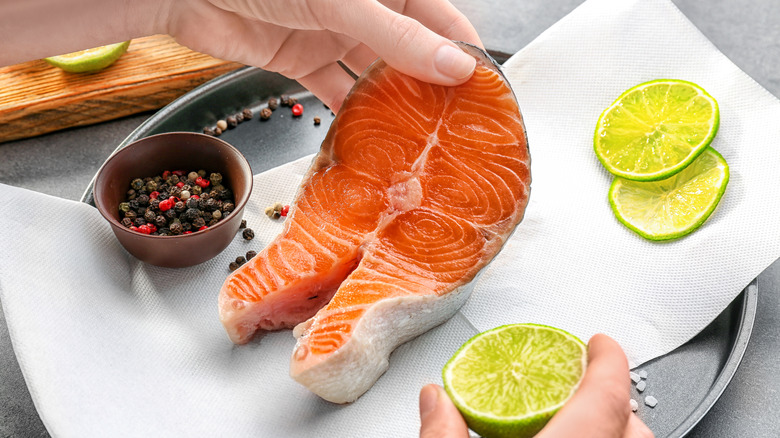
xmin=594 ymin=79 xmax=720 ymax=181
xmin=608 ymin=147 xmax=729 ymax=241
xmin=442 ymin=323 xmax=587 ymax=438
xmin=45 ymin=41 xmax=130 ymax=73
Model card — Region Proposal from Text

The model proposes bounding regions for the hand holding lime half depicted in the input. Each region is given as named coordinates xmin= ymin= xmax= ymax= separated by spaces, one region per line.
xmin=430 ymin=329 xmax=652 ymax=438
xmin=45 ymin=41 xmax=130 ymax=73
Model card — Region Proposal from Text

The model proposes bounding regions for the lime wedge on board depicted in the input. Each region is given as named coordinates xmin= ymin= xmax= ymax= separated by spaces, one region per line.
xmin=45 ymin=41 xmax=130 ymax=73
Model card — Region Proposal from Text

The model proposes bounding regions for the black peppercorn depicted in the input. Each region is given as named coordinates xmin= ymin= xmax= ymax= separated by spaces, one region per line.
xmin=213 ymin=127 xmax=222 ymax=136
xmin=246 ymin=250 xmax=257 ymax=260
xmin=222 ymin=202 xmax=235 ymax=213
xmin=193 ymin=217 xmax=206 ymax=228
xmin=184 ymin=208 xmax=201 ymax=222
xmin=155 ymin=215 xmax=167 ymax=228
xmin=170 ymin=187 xmax=182 ymax=198
xmin=207 ymin=218 xmax=219 ymax=227
xmin=226 ymin=115 xmax=237 ymax=128
xmin=182 ymin=222 xmax=192 ymax=232
xmin=203 ymin=127 xmax=215 ymax=136
xmin=220 ymin=189 xmax=233 ymax=200
xmin=242 ymin=108 xmax=253 ymax=120
xmin=260 ymin=107 xmax=272 ymax=120
xmin=313 ymin=116 xmax=321 ymax=125
xmin=205 ymin=198 xmax=218 ymax=211
xmin=229 ymin=261 xmax=239 ymax=272
xmin=174 ymin=201 xmax=186 ymax=213
xmin=134 ymin=218 xmax=146 ymax=227
xmin=242 ymin=228 xmax=254 ymax=240
xmin=268 ymin=97 xmax=278 ymax=110
xmin=186 ymin=198 xmax=199 ymax=209
xmin=126 ymin=189 xmax=137 ymax=200
xmin=170 ymin=222 xmax=182 ymax=235
xmin=121 ymin=218 xmax=133 ymax=228
xmin=144 ymin=210 xmax=157 ymax=222
xmin=137 ymin=194 xmax=149 ymax=206
xmin=164 ymin=209 xmax=177 ymax=220
xmin=236 ymin=256 xmax=246 ymax=266
xmin=235 ymin=112 xmax=244 ymax=123
xmin=124 ymin=210 xmax=137 ymax=220
xmin=288 ymin=96 xmax=298 ymax=106
xmin=202 ymin=211 xmax=213 ymax=222
xmin=280 ymin=95 xmax=290 ymax=107
xmin=150 ymin=198 xmax=161 ymax=210
xmin=159 ymin=228 xmax=171 ymax=236
xmin=240 ymin=219 xmax=247 ymax=229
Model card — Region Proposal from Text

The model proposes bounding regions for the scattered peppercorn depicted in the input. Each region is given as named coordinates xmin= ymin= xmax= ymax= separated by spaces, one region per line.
xmin=280 ymin=95 xmax=290 ymax=107
xmin=291 ymin=103 xmax=303 ymax=117
xmin=226 ymin=115 xmax=237 ymax=129
xmin=236 ymin=256 xmax=246 ymax=266
xmin=246 ymin=250 xmax=257 ymax=260
xmin=242 ymin=108 xmax=253 ymax=120
xmin=235 ymin=112 xmax=244 ymax=124
xmin=240 ymin=219 xmax=247 ymax=229
xmin=288 ymin=96 xmax=298 ymax=106
xmin=216 ymin=119 xmax=228 ymax=131
xmin=214 ymin=127 xmax=222 ymax=136
xmin=313 ymin=117 xmax=321 ymax=125
xmin=242 ymin=228 xmax=255 ymax=240
xmin=260 ymin=107 xmax=272 ymax=120
xmin=268 ymin=98 xmax=278 ymax=110
xmin=203 ymin=127 xmax=215 ymax=136
xmin=228 ymin=261 xmax=240 ymax=272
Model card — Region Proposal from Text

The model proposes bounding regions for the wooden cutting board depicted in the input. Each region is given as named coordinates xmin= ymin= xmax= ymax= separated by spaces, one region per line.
xmin=0 ymin=35 xmax=244 ymax=144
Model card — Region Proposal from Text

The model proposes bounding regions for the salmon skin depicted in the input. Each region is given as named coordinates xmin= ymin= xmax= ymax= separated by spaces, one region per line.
xmin=219 ymin=42 xmax=530 ymax=403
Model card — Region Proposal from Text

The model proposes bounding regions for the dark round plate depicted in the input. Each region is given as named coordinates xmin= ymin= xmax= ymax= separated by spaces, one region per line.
xmin=81 ymin=61 xmax=758 ymax=438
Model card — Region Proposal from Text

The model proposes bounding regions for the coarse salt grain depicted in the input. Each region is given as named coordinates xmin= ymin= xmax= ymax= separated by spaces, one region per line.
xmin=639 ymin=370 xmax=648 ymax=379
xmin=636 ymin=380 xmax=646 ymax=392
xmin=645 ymin=396 xmax=658 ymax=408
xmin=630 ymin=399 xmax=638 ymax=412
xmin=630 ymin=371 xmax=641 ymax=383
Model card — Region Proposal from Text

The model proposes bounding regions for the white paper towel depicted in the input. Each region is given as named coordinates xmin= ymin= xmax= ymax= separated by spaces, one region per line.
xmin=2 ymin=0 xmax=780 ymax=436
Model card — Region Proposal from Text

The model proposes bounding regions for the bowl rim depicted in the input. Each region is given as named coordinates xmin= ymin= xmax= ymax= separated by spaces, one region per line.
xmin=93 ymin=131 xmax=253 ymax=240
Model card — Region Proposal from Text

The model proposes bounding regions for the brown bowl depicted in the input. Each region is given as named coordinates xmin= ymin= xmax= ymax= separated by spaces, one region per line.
xmin=94 ymin=132 xmax=253 ymax=268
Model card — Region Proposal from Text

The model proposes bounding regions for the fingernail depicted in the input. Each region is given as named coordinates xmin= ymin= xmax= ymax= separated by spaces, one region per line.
xmin=419 ymin=385 xmax=439 ymax=419
xmin=434 ymin=45 xmax=476 ymax=80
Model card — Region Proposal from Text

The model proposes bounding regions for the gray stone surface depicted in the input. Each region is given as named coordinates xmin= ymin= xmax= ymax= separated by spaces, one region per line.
xmin=1 ymin=0 xmax=779 ymax=436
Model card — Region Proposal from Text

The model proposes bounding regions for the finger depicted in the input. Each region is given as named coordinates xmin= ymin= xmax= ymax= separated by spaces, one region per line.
xmin=295 ymin=62 xmax=355 ymax=113
xmin=401 ymin=0 xmax=483 ymax=48
xmin=419 ymin=384 xmax=470 ymax=438
xmin=537 ymin=333 xmax=632 ymax=438
xmin=623 ymin=414 xmax=655 ymax=438
xmin=341 ymin=43 xmax=378 ymax=76
xmin=324 ymin=1 xmax=476 ymax=85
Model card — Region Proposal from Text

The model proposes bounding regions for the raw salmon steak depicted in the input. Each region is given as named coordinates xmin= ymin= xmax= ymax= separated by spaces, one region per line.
xmin=219 ymin=43 xmax=530 ymax=403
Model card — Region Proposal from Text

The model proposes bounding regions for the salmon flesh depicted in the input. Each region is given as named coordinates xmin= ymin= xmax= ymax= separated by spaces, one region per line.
xmin=219 ymin=43 xmax=530 ymax=403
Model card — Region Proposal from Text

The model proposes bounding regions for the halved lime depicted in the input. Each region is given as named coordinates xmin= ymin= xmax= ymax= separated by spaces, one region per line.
xmin=609 ymin=147 xmax=729 ymax=241
xmin=45 ymin=41 xmax=130 ymax=73
xmin=442 ymin=324 xmax=587 ymax=438
xmin=594 ymin=79 xmax=719 ymax=181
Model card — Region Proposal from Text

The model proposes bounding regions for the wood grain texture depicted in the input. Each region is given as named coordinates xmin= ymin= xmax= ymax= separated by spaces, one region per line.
xmin=0 ymin=35 xmax=243 ymax=144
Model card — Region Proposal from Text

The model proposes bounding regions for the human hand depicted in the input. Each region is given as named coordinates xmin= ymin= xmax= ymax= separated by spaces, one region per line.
xmin=419 ymin=334 xmax=654 ymax=438
xmin=165 ymin=0 xmax=482 ymax=111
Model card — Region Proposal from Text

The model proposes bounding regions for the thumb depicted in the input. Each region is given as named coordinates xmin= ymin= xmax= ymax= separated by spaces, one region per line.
xmin=419 ymin=384 xmax=470 ymax=438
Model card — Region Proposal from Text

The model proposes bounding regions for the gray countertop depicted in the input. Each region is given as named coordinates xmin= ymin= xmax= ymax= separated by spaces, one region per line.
xmin=1 ymin=0 xmax=778 ymax=436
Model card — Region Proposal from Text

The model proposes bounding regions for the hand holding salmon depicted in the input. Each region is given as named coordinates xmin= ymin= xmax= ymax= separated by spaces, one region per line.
xmin=219 ymin=43 xmax=530 ymax=403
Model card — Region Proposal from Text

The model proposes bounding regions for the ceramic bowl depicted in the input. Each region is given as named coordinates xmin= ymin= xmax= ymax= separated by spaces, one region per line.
xmin=94 ymin=132 xmax=252 ymax=268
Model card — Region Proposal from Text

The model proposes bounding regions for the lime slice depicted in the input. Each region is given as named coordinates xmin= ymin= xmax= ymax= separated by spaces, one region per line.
xmin=442 ymin=324 xmax=587 ymax=438
xmin=609 ymin=147 xmax=729 ymax=241
xmin=594 ymin=79 xmax=719 ymax=181
xmin=45 ymin=41 xmax=130 ymax=73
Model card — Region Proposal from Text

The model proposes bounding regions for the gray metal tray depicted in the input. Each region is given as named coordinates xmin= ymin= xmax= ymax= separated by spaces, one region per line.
xmin=81 ymin=61 xmax=757 ymax=438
